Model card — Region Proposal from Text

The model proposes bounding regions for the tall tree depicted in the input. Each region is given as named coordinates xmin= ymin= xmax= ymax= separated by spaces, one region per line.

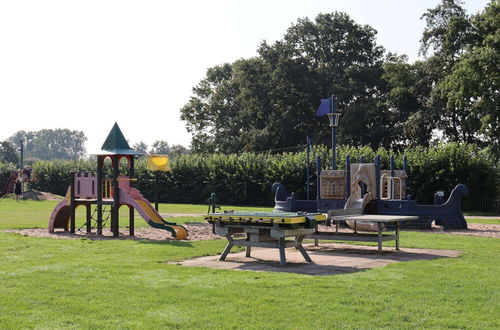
xmin=419 ymin=0 xmax=478 ymax=144
xmin=150 ymin=140 xmax=171 ymax=155
xmin=132 ymin=141 xmax=148 ymax=155
xmin=438 ymin=0 xmax=500 ymax=156
xmin=380 ymin=55 xmax=434 ymax=148
xmin=0 ymin=141 xmax=19 ymax=164
xmin=181 ymin=12 xmax=387 ymax=153
xmin=169 ymin=144 xmax=189 ymax=159
xmin=421 ymin=0 xmax=499 ymax=156
xmin=9 ymin=129 xmax=87 ymax=160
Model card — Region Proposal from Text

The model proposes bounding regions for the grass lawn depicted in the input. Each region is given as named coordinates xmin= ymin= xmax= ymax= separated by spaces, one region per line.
xmin=0 ymin=199 xmax=272 ymax=230
xmin=0 ymin=200 xmax=499 ymax=328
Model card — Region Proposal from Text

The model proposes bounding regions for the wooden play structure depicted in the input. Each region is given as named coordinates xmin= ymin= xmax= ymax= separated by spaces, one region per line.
xmin=48 ymin=123 xmax=187 ymax=239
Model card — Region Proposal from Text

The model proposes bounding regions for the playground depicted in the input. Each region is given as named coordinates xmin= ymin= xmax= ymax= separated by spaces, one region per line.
xmin=0 ymin=123 xmax=499 ymax=328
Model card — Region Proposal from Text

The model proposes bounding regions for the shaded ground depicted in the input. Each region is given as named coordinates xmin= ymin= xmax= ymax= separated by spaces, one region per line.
xmin=3 ymin=223 xmax=224 ymax=241
xmin=174 ymin=243 xmax=461 ymax=276
xmin=160 ymin=213 xmax=205 ymax=218
xmin=316 ymin=222 xmax=500 ymax=239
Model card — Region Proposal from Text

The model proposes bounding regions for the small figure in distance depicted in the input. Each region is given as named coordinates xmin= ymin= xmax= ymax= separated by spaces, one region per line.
xmin=15 ymin=177 xmax=23 ymax=202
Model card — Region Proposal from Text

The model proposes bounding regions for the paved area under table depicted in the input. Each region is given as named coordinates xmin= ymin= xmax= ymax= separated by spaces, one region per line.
xmin=175 ymin=244 xmax=460 ymax=276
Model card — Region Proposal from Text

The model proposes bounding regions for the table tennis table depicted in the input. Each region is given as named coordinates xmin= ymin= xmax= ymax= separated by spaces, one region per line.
xmin=308 ymin=210 xmax=418 ymax=252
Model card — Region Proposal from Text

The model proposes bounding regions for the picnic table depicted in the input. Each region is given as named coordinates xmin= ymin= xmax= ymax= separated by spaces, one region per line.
xmin=308 ymin=210 xmax=418 ymax=253
xmin=206 ymin=211 xmax=326 ymax=265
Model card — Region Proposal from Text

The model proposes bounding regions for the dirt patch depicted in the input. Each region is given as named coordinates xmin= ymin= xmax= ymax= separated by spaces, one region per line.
xmin=316 ymin=222 xmax=500 ymax=239
xmin=3 ymin=223 xmax=225 ymax=241
xmin=423 ymin=222 xmax=500 ymax=239
xmin=21 ymin=190 xmax=63 ymax=201
xmin=175 ymin=244 xmax=461 ymax=276
xmin=3 ymin=222 xmax=499 ymax=241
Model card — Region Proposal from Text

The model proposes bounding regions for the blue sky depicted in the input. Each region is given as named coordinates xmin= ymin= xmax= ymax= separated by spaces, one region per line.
xmin=0 ymin=0 xmax=490 ymax=153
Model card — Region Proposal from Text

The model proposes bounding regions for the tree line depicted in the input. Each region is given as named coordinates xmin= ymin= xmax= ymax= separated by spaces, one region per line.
xmin=0 ymin=143 xmax=497 ymax=211
xmin=180 ymin=0 xmax=499 ymax=158
xmin=1 ymin=129 xmax=189 ymax=164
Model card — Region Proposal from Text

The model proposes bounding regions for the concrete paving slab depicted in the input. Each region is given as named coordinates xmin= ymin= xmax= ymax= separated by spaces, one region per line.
xmin=174 ymin=243 xmax=461 ymax=276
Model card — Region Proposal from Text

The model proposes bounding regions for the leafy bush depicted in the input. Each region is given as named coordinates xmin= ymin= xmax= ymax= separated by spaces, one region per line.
xmin=1 ymin=143 xmax=497 ymax=210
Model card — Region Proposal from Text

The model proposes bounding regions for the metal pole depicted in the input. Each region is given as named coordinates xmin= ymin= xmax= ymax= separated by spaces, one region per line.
xmin=403 ymin=155 xmax=408 ymax=200
xmin=332 ymin=126 xmax=337 ymax=170
xmin=316 ymin=156 xmax=321 ymax=201
xmin=345 ymin=155 xmax=351 ymax=199
xmin=19 ymin=139 xmax=24 ymax=192
xmin=155 ymin=171 xmax=159 ymax=211
xmin=390 ymin=155 xmax=395 ymax=178
xmin=19 ymin=139 xmax=24 ymax=169
xmin=360 ymin=156 xmax=366 ymax=196
xmin=306 ymin=137 xmax=310 ymax=200
xmin=330 ymin=95 xmax=336 ymax=170
xmin=375 ymin=155 xmax=381 ymax=199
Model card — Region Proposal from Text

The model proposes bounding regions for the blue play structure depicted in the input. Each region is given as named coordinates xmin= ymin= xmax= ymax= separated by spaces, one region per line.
xmin=273 ymin=154 xmax=469 ymax=230
xmin=273 ymin=96 xmax=468 ymax=230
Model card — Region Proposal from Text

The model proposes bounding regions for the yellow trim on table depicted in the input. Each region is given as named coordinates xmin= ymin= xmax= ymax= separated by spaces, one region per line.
xmin=206 ymin=214 xmax=326 ymax=224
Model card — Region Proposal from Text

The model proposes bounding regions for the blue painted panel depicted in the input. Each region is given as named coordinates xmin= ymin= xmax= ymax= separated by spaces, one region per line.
xmin=317 ymin=199 xmax=346 ymax=212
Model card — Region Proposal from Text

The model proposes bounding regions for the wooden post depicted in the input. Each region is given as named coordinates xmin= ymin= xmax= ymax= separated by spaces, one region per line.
xmin=111 ymin=156 xmax=120 ymax=237
xmin=86 ymin=204 xmax=91 ymax=234
xmin=129 ymin=156 xmax=135 ymax=236
xmin=70 ymin=172 xmax=76 ymax=233
xmin=155 ymin=171 xmax=159 ymax=211
xmin=129 ymin=206 xmax=134 ymax=236
xmin=97 ymin=156 xmax=103 ymax=235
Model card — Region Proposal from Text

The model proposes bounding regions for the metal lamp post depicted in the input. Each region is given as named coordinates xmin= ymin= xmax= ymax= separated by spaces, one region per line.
xmin=326 ymin=95 xmax=341 ymax=170
xmin=19 ymin=139 xmax=24 ymax=169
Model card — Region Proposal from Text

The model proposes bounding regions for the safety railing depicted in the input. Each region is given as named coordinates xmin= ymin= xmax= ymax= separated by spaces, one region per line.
xmin=380 ymin=174 xmax=402 ymax=200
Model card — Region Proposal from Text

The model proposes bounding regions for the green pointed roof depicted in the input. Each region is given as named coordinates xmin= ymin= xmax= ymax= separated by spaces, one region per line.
xmin=99 ymin=123 xmax=143 ymax=155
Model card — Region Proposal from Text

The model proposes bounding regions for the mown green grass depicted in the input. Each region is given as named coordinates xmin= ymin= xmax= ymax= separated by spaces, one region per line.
xmin=0 ymin=231 xmax=499 ymax=328
xmin=0 ymin=199 xmax=271 ymax=230
xmin=0 ymin=200 xmax=499 ymax=328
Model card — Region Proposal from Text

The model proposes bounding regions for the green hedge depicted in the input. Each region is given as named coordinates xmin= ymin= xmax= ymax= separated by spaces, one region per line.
xmin=0 ymin=144 xmax=497 ymax=210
